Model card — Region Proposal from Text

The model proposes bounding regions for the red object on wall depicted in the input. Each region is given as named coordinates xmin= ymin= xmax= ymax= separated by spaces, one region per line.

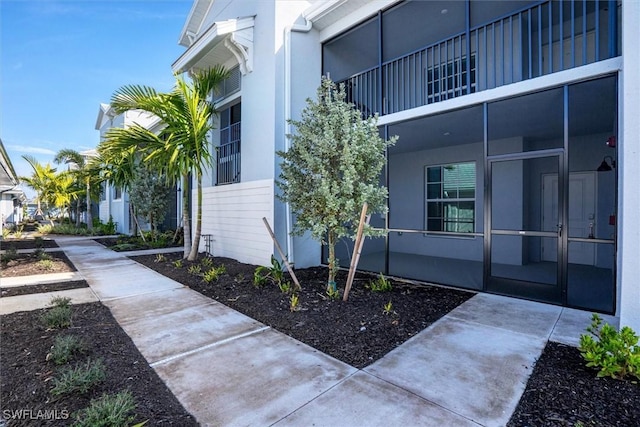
xmin=609 ymin=215 xmax=616 ymax=226
xmin=607 ymin=136 xmax=616 ymax=147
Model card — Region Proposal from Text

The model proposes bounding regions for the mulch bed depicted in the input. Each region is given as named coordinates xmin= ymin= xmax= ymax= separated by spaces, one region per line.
xmin=1 ymin=239 xmax=59 ymax=250
xmin=508 ymin=341 xmax=640 ymax=426
xmin=93 ymin=237 xmax=181 ymax=252
xmin=0 ymin=302 xmax=198 ymax=426
xmin=132 ymin=252 xmax=474 ymax=368
xmin=1 ymin=281 xmax=89 ymax=298
xmin=1 ymin=252 xmax=75 ymax=277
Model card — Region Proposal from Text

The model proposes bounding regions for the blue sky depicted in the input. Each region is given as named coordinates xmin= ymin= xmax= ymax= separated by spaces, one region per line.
xmin=1 ymin=0 xmax=193 ymax=198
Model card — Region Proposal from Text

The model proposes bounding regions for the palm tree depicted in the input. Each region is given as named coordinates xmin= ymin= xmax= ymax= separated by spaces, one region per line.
xmin=54 ymin=148 xmax=98 ymax=229
xmin=20 ymin=155 xmax=58 ymax=220
xmin=103 ymin=66 xmax=229 ymax=260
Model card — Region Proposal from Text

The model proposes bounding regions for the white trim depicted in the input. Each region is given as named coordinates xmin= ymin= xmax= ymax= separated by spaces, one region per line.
xmin=379 ymin=57 xmax=622 ymax=126
xmin=173 ymin=16 xmax=255 ymax=74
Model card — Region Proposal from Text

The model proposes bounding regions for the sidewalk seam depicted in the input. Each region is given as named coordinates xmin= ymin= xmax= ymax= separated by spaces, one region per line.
xmin=149 ymin=326 xmax=271 ymax=368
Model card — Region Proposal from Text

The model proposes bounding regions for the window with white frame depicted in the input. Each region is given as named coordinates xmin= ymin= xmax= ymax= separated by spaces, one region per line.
xmin=216 ymin=102 xmax=241 ymax=185
xmin=113 ymin=186 xmax=122 ymax=200
xmin=425 ymin=162 xmax=475 ymax=233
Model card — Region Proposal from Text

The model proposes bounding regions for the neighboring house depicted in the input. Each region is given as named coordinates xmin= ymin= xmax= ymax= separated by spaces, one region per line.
xmin=173 ymin=0 xmax=640 ymax=332
xmin=94 ymin=104 xmax=180 ymax=234
xmin=0 ymin=138 xmax=25 ymax=230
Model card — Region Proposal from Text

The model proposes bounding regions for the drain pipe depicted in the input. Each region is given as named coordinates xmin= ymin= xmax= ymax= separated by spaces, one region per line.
xmin=283 ymin=16 xmax=312 ymax=267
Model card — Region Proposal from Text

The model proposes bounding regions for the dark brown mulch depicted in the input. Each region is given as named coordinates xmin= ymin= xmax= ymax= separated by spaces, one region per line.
xmin=132 ymin=252 xmax=474 ymax=368
xmin=508 ymin=342 xmax=640 ymax=427
xmin=1 ymin=239 xmax=59 ymax=250
xmin=94 ymin=237 xmax=181 ymax=252
xmin=0 ymin=302 xmax=198 ymax=426
xmin=1 ymin=252 xmax=75 ymax=277
xmin=1 ymin=281 xmax=89 ymax=298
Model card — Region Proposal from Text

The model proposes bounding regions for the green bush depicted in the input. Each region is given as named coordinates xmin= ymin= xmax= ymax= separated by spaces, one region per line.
xmin=203 ymin=265 xmax=226 ymax=283
xmin=73 ymin=391 xmax=138 ymax=427
xmin=37 ymin=259 xmax=55 ymax=271
xmin=253 ymin=256 xmax=285 ymax=288
xmin=579 ymin=313 xmax=640 ymax=380
xmin=48 ymin=335 xmax=86 ymax=365
xmin=41 ymin=306 xmax=72 ymax=329
xmin=368 ymin=273 xmax=392 ymax=292
xmin=37 ymin=223 xmax=54 ymax=234
xmin=50 ymin=358 xmax=106 ymax=396
xmin=1 ymin=248 xmax=18 ymax=264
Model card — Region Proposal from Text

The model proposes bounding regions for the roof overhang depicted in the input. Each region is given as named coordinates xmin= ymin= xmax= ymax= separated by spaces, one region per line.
xmin=172 ymin=16 xmax=255 ymax=75
xmin=304 ymin=0 xmax=397 ymax=35
xmin=0 ymin=138 xmax=19 ymax=188
xmin=95 ymin=103 xmax=117 ymax=130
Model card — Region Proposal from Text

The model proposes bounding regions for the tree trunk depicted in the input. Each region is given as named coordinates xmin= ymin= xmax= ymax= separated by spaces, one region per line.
xmin=327 ymin=230 xmax=337 ymax=292
xmin=75 ymin=200 xmax=81 ymax=227
xmin=182 ymin=174 xmax=191 ymax=259
xmin=188 ymin=173 xmax=203 ymax=261
xmin=86 ymin=179 xmax=93 ymax=231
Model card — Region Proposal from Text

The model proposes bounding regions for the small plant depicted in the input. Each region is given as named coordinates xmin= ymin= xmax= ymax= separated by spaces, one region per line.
xmin=172 ymin=259 xmax=183 ymax=268
xmin=290 ymin=294 xmax=300 ymax=312
xmin=253 ymin=256 xmax=286 ymax=288
xmin=326 ymin=287 xmax=340 ymax=300
xmin=41 ymin=298 xmax=73 ymax=329
xmin=253 ymin=266 xmax=269 ymax=287
xmin=50 ymin=358 xmax=106 ymax=396
xmin=1 ymin=248 xmax=18 ymax=264
xmin=154 ymin=253 xmax=166 ymax=263
xmin=201 ymin=257 xmax=214 ymax=268
xmin=47 ymin=335 xmax=86 ymax=365
xmin=73 ymin=391 xmax=138 ymax=427
xmin=579 ymin=313 xmax=640 ymax=380
xmin=203 ymin=265 xmax=226 ymax=283
xmin=368 ymin=273 xmax=392 ymax=292
xmin=2 ymin=228 xmax=11 ymax=239
xmin=33 ymin=247 xmax=47 ymax=259
xmin=34 ymin=236 xmax=44 ymax=247
xmin=51 ymin=296 xmax=72 ymax=308
xmin=278 ymin=281 xmax=292 ymax=294
xmin=12 ymin=226 xmax=24 ymax=239
xmin=188 ymin=264 xmax=202 ymax=275
xmin=382 ymin=300 xmax=394 ymax=315
xmin=37 ymin=223 xmax=54 ymax=234
xmin=37 ymin=259 xmax=55 ymax=271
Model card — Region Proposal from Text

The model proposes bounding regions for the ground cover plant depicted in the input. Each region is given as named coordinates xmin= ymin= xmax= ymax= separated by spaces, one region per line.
xmin=94 ymin=231 xmax=181 ymax=252
xmin=1 ymin=302 xmax=198 ymax=426
xmin=0 ymin=251 xmax=75 ymax=277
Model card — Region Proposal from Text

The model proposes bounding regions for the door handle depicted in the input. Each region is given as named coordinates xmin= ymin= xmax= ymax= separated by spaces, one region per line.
xmin=557 ymin=223 xmax=563 ymax=237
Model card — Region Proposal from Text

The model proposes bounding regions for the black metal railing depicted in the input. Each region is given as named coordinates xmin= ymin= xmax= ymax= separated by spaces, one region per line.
xmin=337 ymin=0 xmax=617 ymax=116
xmin=217 ymin=122 xmax=241 ymax=185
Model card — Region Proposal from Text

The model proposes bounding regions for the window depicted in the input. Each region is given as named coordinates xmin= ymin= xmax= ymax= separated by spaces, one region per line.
xmin=426 ymin=55 xmax=476 ymax=103
xmin=217 ymin=102 xmax=241 ymax=185
xmin=100 ymin=182 xmax=107 ymax=201
xmin=425 ymin=162 xmax=475 ymax=232
xmin=113 ymin=186 xmax=122 ymax=200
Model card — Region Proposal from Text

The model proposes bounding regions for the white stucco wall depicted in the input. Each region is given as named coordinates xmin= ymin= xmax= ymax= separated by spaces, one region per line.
xmin=618 ymin=0 xmax=640 ymax=331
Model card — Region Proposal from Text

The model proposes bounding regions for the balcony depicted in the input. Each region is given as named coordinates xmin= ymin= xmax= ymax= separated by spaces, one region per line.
xmin=217 ymin=122 xmax=241 ymax=185
xmin=330 ymin=0 xmax=619 ymax=116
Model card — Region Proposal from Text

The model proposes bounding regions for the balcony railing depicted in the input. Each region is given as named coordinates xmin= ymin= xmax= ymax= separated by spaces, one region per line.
xmin=217 ymin=122 xmax=241 ymax=185
xmin=338 ymin=0 xmax=617 ymax=116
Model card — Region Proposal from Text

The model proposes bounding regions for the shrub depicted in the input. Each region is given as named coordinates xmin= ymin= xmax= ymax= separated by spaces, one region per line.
xmin=37 ymin=259 xmax=55 ymax=271
xmin=41 ymin=306 xmax=72 ymax=329
xmin=50 ymin=358 xmax=106 ymax=396
xmin=188 ymin=264 xmax=202 ymax=275
xmin=37 ymin=223 xmax=54 ymax=234
xmin=47 ymin=335 xmax=86 ymax=365
xmin=579 ymin=313 xmax=640 ymax=380
xmin=73 ymin=391 xmax=138 ymax=427
xmin=154 ymin=254 xmax=166 ymax=263
xmin=253 ymin=256 xmax=285 ymax=288
xmin=200 ymin=256 xmax=214 ymax=268
xmin=1 ymin=248 xmax=18 ymax=264
xmin=203 ymin=265 xmax=226 ymax=283
xmin=12 ymin=226 xmax=24 ymax=239
xmin=2 ymin=228 xmax=11 ymax=239
xmin=368 ymin=273 xmax=392 ymax=292
xmin=172 ymin=259 xmax=183 ymax=268
xmin=51 ymin=296 xmax=72 ymax=308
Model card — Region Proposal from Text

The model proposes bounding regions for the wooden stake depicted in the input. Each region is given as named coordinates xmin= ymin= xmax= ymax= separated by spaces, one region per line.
xmin=262 ymin=217 xmax=302 ymax=291
xmin=343 ymin=203 xmax=369 ymax=302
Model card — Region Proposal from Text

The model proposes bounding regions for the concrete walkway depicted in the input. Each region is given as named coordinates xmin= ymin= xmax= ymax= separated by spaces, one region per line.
xmin=2 ymin=237 xmax=618 ymax=426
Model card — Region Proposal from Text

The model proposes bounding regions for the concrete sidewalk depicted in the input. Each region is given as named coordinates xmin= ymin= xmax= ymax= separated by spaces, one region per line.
xmin=5 ymin=237 xmax=618 ymax=426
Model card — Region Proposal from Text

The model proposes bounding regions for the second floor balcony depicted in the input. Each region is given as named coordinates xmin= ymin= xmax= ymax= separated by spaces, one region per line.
xmin=323 ymin=0 xmax=620 ymax=116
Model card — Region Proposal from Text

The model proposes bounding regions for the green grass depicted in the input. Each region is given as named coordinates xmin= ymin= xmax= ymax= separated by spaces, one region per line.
xmin=48 ymin=335 xmax=86 ymax=365
xmin=50 ymin=358 xmax=106 ymax=396
xmin=73 ymin=391 xmax=138 ymax=427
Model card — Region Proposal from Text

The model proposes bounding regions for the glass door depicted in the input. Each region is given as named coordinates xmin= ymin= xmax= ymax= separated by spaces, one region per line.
xmin=486 ymin=152 xmax=564 ymax=304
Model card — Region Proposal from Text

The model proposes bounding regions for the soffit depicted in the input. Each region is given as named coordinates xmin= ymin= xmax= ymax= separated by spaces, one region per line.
xmin=172 ymin=16 xmax=255 ymax=75
xmin=178 ymin=0 xmax=213 ymax=47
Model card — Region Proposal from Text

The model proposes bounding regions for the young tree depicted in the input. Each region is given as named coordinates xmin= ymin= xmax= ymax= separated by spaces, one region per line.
xmin=20 ymin=155 xmax=58 ymax=220
xmin=278 ymin=77 xmax=397 ymax=291
xmin=128 ymin=166 xmax=171 ymax=234
xmin=103 ymin=66 xmax=229 ymax=260
xmin=54 ymin=148 xmax=99 ymax=229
